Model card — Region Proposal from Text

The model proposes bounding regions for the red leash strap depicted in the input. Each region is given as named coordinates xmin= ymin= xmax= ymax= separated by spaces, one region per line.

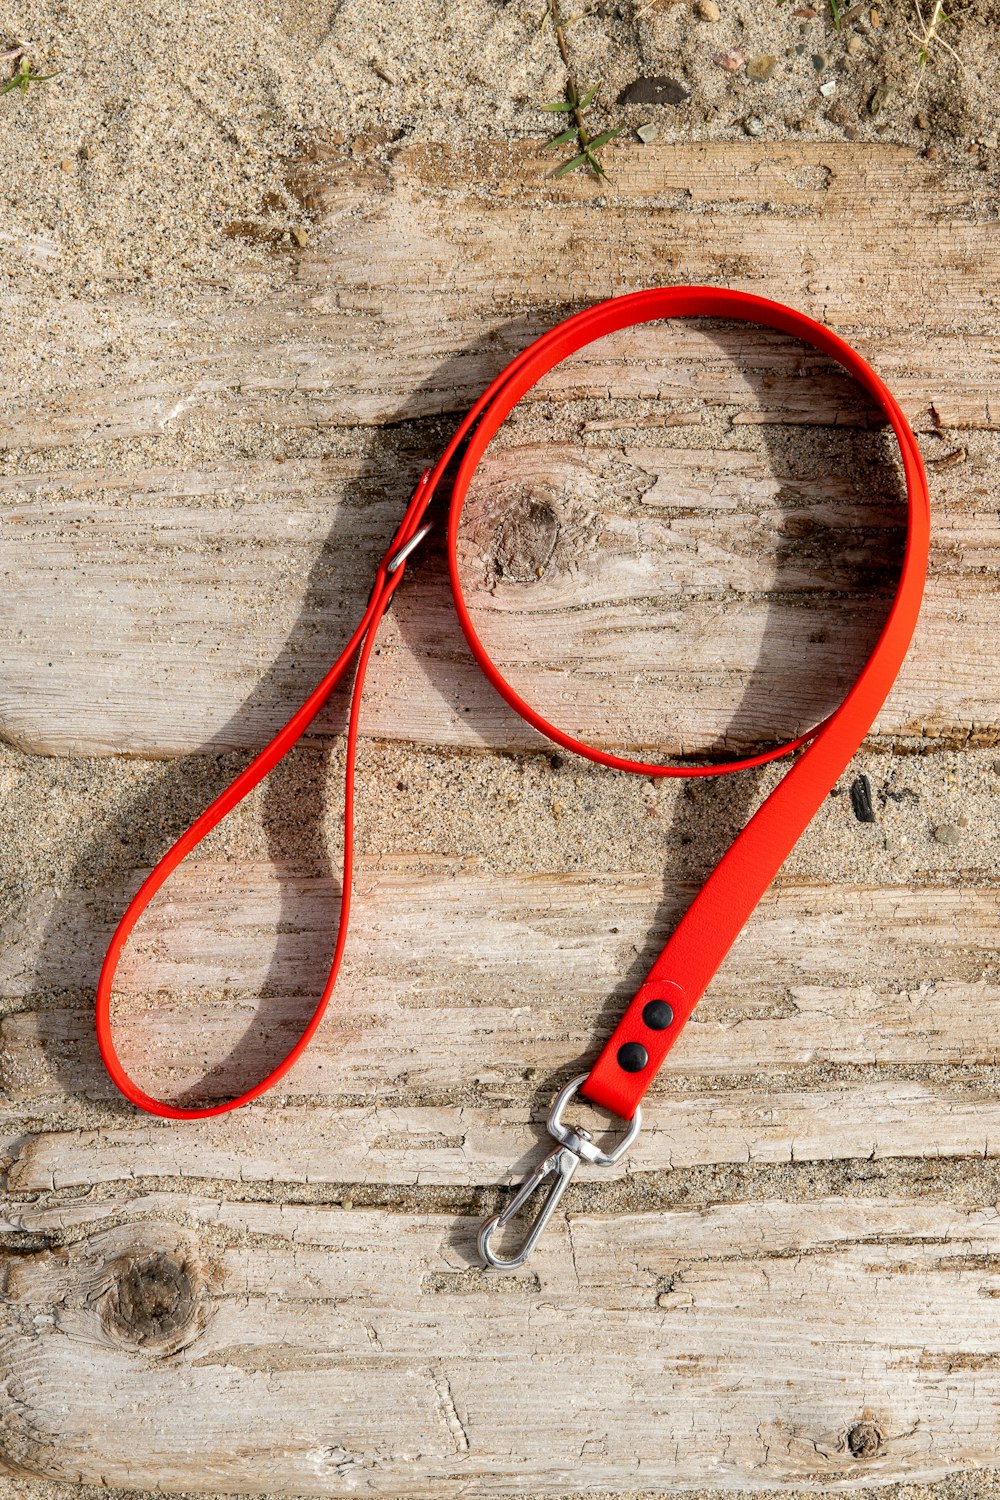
xmin=95 ymin=478 xmax=435 ymax=1119
xmin=96 ymin=288 xmax=930 ymax=1262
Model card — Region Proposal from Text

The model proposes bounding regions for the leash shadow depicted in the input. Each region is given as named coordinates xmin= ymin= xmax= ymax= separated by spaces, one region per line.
xmin=28 ymin=306 xmax=581 ymax=1121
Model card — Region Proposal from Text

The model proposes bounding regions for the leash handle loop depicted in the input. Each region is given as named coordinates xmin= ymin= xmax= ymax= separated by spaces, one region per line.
xmin=94 ymin=472 xmax=434 ymax=1118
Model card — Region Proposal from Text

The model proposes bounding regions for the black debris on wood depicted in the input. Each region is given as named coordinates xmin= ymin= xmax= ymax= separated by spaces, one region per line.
xmin=850 ymin=774 xmax=876 ymax=823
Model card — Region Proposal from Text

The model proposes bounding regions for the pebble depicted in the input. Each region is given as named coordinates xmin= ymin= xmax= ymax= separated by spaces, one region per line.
xmin=992 ymin=758 xmax=1000 ymax=775
xmin=932 ymin=824 xmax=963 ymax=846
xmin=714 ymin=48 xmax=746 ymax=72
xmin=812 ymin=52 xmax=827 ymax=71
xmin=744 ymin=115 xmax=764 ymax=135
xmin=60 ymin=158 xmax=73 ymax=173
xmin=290 ymin=225 xmax=309 ymax=247
xmin=637 ymin=121 xmax=661 ymax=143
xmin=695 ymin=0 xmax=721 ymax=18
xmin=870 ymin=5 xmax=880 ymax=23
xmin=747 ymin=54 xmax=776 ymax=80
xmin=619 ymin=75 xmax=689 ymax=106
xmin=924 ymin=144 xmax=939 ymax=160
xmin=819 ymin=79 xmax=837 ymax=96
xmin=846 ymin=33 xmax=864 ymax=55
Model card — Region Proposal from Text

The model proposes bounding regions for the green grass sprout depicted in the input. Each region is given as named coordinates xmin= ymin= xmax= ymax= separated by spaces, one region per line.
xmin=540 ymin=0 xmax=621 ymax=179
xmin=1 ymin=56 xmax=60 ymax=96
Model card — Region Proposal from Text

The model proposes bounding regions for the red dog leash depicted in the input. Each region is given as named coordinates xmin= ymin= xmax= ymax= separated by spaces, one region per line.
xmin=95 ymin=287 xmax=930 ymax=1268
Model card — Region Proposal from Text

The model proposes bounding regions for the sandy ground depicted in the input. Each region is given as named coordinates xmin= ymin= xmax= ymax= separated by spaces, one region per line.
xmin=1 ymin=0 xmax=997 ymax=298
xmin=2 ymin=1 xmax=1000 ymax=1496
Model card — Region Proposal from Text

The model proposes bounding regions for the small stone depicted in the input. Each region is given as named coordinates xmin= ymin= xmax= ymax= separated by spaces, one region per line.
xmin=637 ymin=121 xmax=662 ymax=143
xmin=992 ymin=758 xmax=1000 ymax=775
xmin=657 ymin=1292 xmax=673 ymax=1307
xmin=290 ymin=225 xmax=309 ymax=247
xmin=714 ymin=47 xmax=746 ymax=72
xmin=868 ymin=81 xmax=891 ymax=114
xmin=744 ymin=116 xmax=764 ymax=135
xmin=924 ymin=144 xmax=939 ymax=160
xmin=695 ymin=0 xmax=721 ymax=18
xmin=341 ymin=1196 xmax=354 ymax=1211
xmin=846 ymin=33 xmax=864 ymax=55
xmin=819 ymin=79 xmax=837 ymax=96
xmin=915 ymin=111 xmax=929 ymax=128
xmin=869 ymin=5 xmax=879 ymax=23
xmin=60 ymin=158 xmax=73 ymax=173
xmin=747 ymin=53 xmax=776 ymax=80
xmin=812 ymin=52 xmax=827 ymax=70
xmin=932 ymin=824 xmax=963 ymax=847
xmin=618 ymin=75 xmax=689 ymax=106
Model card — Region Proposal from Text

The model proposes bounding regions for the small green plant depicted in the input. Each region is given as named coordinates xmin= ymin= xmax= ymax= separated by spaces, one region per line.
xmin=540 ymin=0 xmax=621 ymax=178
xmin=829 ymin=0 xmax=843 ymax=30
xmin=542 ymin=81 xmax=621 ymax=178
xmin=1 ymin=55 xmax=60 ymax=96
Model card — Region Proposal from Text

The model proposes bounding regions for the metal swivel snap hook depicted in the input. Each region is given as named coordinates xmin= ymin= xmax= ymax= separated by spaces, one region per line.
xmin=477 ymin=1073 xmax=642 ymax=1271
xmin=477 ymin=1141 xmax=580 ymax=1271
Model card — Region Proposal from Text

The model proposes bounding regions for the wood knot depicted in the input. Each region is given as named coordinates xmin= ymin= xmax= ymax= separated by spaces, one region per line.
xmin=847 ymin=1420 xmax=882 ymax=1459
xmin=492 ymin=496 xmax=560 ymax=583
xmin=102 ymin=1249 xmax=204 ymax=1357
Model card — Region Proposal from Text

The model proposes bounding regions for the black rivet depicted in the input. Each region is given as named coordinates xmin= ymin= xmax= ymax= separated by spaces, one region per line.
xmin=617 ymin=1042 xmax=648 ymax=1073
xmin=642 ymin=999 xmax=674 ymax=1031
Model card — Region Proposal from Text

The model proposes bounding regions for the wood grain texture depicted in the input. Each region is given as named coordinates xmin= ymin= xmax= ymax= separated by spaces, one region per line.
xmin=2 ymin=861 xmax=997 ymax=1109
xmin=2 ymin=142 xmax=999 ymax=757
xmin=11 ymin=143 xmax=995 ymax=439
xmin=4 ymin=137 xmax=1000 ymax=1499
xmin=1 ymin=432 xmax=996 ymax=756
xmin=3 ymin=1198 xmax=1000 ymax=1492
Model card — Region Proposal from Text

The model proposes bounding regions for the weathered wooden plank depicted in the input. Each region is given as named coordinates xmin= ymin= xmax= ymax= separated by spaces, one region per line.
xmin=3 ymin=1196 xmax=1000 ymax=1492
xmin=9 ymin=1076 xmax=1000 ymax=1193
xmin=4 ymin=145 xmax=998 ymax=454
xmin=3 ymin=862 xmax=997 ymax=1110
xmin=2 ymin=429 xmax=996 ymax=755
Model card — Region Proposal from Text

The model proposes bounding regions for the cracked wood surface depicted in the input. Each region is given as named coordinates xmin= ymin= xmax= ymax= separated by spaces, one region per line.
xmin=3 ymin=137 xmax=1000 ymax=1497
xmin=3 ymin=1199 xmax=1000 ymax=1492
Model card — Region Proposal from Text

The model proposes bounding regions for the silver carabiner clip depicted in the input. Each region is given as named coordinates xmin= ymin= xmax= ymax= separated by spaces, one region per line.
xmin=477 ymin=1074 xmax=642 ymax=1271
